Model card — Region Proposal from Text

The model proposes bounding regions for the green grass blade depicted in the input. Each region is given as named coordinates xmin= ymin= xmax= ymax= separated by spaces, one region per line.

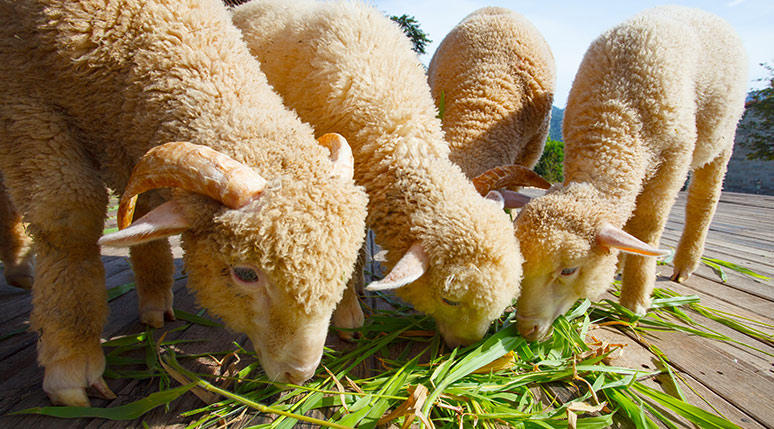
xmin=702 ymin=257 xmax=771 ymax=281
xmin=633 ymin=382 xmax=740 ymax=429
xmin=107 ymin=282 xmax=135 ymax=301
xmin=173 ymin=309 xmax=222 ymax=327
xmin=10 ymin=383 xmax=196 ymax=420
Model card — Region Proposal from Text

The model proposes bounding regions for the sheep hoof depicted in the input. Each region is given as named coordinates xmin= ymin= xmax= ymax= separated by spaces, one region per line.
xmin=139 ymin=305 xmax=175 ymax=328
xmin=48 ymin=387 xmax=91 ymax=407
xmin=4 ymin=259 xmax=34 ymax=290
xmin=43 ymin=351 xmax=112 ymax=406
xmin=5 ymin=273 xmax=33 ymax=290
xmin=140 ymin=309 xmax=166 ymax=328
xmin=89 ymin=377 xmax=117 ymax=400
xmin=332 ymin=301 xmax=364 ymax=342
xmin=619 ymin=297 xmax=650 ymax=317
xmin=670 ymin=270 xmax=691 ymax=283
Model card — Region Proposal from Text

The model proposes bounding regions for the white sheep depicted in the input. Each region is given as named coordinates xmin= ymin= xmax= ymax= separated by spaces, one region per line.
xmin=0 ymin=176 xmax=34 ymax=290
xmin=512 ymin=6 xmax=748 ymax=341
xmin=428 ymin=7 xmax=556 ymax=181
xmin=0 ymin=0 xmax=368 ymax=406
xmin=232 ymin=0 xmax=547 ymax=347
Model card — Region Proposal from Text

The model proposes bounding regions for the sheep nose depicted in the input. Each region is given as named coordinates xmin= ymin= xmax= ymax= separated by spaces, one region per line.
xmin=517 ymin=315 xmax=552 ymax=342
xmin=283 ymin=368 xmax=315 ymax=385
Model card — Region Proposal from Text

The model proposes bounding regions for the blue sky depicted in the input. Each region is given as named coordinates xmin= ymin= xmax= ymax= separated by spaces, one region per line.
xmin=371 ymin=0 xmax=774 ymax=108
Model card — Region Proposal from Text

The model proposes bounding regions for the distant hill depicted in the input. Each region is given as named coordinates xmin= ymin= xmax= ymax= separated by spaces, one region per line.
xmin=549 ymin=105 xmax=564 ymax=141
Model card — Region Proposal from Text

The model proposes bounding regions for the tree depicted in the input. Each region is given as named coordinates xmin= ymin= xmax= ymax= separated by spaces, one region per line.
xmin=740 ymin=62 xmax=774 ymax=160
xmin=534 ymin=138 xmax=564 ymax=183
xmin=390 ymin=14 xmax=432 ymax=55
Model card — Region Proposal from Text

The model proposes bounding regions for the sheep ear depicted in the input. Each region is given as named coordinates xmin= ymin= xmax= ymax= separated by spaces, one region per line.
xmin=595 ymin=223 xmax=670 ymax=257
xmin=365 ymin=241 xmax=429 ymax=291
xmin=317 ymin=133 xmax=355 ymax=181
xmin=99 ymin=200 xmax=190 ymax=247
xmin=485 ymin=190 xmax=505 ymax=209
xmin=499 ymin=189 xmax=532 ymax=209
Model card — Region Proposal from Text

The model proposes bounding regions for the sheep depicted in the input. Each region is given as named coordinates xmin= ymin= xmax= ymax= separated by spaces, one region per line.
xmin=512 ymin=5 xmax=748 ymax=341
xmin=427 ymin=7 xmax=556 ymax=181
xmin=231 ymin=0 xmax=548 ymax=347
xmin=0 ymin=0 xmax=368 ymax=406
xmin=0 ymin=176 xmax=34 ymax=290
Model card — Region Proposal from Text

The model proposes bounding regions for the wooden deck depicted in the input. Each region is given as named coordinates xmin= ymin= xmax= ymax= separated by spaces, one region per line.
xmin=0 ymin=190 xmax=772 ymax=428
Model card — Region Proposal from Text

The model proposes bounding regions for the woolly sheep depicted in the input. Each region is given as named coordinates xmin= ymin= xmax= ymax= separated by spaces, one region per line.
xmin=0 ymin=0 xmax=368 ymax=406
xmin=232 ymin=0 xmax=547 ymax=347
xmin=428 ymin=7 xmax=556 ymax=182
xmin=513 ymin=6 xmax=748 ymax=341
xmin=0 ymin=176 xmax=34 ymax=290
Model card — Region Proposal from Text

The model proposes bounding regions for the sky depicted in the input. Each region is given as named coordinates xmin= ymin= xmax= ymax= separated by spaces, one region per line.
xmin=371 ymin=0 xmax=774 ymax=108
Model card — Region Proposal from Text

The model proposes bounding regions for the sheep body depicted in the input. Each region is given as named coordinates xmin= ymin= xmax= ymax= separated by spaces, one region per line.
xmin=0 ymin=0 xmax=367 ymax=405
xmin=428 ymin=7 xmax=556 ymax=178
xmin=232 ymin=0 xmax=524 ymax=347
xmin=513 ymin=6 xmax=748 ymax=341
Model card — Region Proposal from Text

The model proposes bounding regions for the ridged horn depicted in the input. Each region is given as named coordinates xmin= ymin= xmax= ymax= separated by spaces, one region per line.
xmin=118 ymin=142 xmax=267 ymax=230
xmin=317 ymin=133 xmax=354 ymax=181
xmin=472 ymin=165 xmax=551 ymax=196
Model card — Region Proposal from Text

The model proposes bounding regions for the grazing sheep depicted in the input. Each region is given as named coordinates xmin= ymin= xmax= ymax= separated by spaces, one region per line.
xmin=513 ymin=6 xmax=748 ymax=341
xmin=428 ymin=7 xmax=556 ymax=180
xmin=232 ymin=0 xmax=547 ymax=347
xmin=0 ymin=176 xmax=34 ymax=290
xmin=0 ymin=0 xmax=368 ymax=406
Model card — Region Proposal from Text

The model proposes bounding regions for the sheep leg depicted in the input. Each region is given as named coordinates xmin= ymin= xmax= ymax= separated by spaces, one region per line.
xmin=129 ymin=192 xmax=175 ymax=328
xmin=671 ymin=151 xmax=731 ymax=283
xmin=332 ymin=241 xmax=366 ymax=341
xmin=619 ymin=155 xmax=691 ymax=315
xmin=0 ymin=177 xmax=34 ymax=290
xmin=0 ymin=108 xmax=113 ymax=406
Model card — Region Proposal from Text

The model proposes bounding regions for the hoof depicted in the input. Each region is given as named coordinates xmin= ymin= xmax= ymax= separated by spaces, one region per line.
xmin=5 ymin=273 xmax=33 ymax=290
xmin=139 ymin=304 xmax=175 ymax=329
xmin=620 ymin=299 xmax=650 ymax=317
xmin=49 ymin=387 xmax=91 ymax=407
xmin=670 ymin=270 xmax=690 ymax=283
xmin=43 ymin=353 xmax=114 ymax=407
xmin=332 ymin=299 xmax=364 ymax=342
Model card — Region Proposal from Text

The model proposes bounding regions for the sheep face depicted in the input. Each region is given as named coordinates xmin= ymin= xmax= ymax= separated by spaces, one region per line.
xmin=407 ymin=258 xmax=519 ymax=348
xmin=514 ymin=186 xmax=617 ymax=341
xmin=98 ymin=139 xmax=367 ymax=384
xmin=180 ymin=175 xmax=367 ymax=384
xmin=372 ymin=200 xmax=523 ymax=348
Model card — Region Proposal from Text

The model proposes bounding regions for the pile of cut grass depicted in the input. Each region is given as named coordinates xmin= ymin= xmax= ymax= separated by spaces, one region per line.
xmin=14 ymin=271 xmax=769 ymax=428
xmin=11 ymin=206 xmax=768 ymax=427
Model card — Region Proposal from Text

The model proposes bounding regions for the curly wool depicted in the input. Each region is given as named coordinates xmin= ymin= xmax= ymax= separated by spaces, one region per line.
xmin=0 ymin=0 xmax=367 ymax=395
xmin=515 ymin=5 xmax=747 ymax=317
xmin=428 ymin=7 xmax=556 ymax=178
xmin=232 ymin=0 xmax=524 ymax=343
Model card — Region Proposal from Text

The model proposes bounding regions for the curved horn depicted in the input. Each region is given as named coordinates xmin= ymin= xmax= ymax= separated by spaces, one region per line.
xmin=118 ymin=142 xmax=267 ymax=229
xmin=317 ymin=133 xmax=355 ymax=181
xmin=472 ymin=165 xmax=551 ymax=196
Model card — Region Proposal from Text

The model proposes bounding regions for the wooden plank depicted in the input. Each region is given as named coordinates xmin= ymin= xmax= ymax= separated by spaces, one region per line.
xmin=589 ymin=326 xmax=766 ymax=429
xmin=618 ymin=318 xmax=774 ymax=426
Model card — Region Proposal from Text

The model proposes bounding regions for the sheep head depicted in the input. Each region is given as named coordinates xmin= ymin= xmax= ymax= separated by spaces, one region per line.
xmin=367 ymin=165 xmax=549 ymax=348
xmin=514 ymin=183 xmax=668 ymax=342
xmin=99 ymin=135 xmax=368 ymax=384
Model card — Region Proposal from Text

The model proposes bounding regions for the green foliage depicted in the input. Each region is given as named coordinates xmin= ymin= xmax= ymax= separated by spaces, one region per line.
xmin=740 ymin=62 xmax=774 ymax=160
xmin=534 ymin=138 xmax=564 ymax=183
xmin=390 ymin=14 xmax=432 ymax=55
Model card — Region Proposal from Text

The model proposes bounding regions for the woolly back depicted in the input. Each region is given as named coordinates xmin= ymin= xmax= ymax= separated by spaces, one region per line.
xmin=428 ymin=6 xmax=556 ymax=178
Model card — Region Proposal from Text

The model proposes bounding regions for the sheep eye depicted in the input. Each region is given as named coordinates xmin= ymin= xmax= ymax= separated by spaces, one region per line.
xmin=560 ymin=267 xmax=579 ymax=276
xmin=231 ymin=265 xmax=261 ymax=284
xmin=441 ymin=297 xmax=460 ymax=307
